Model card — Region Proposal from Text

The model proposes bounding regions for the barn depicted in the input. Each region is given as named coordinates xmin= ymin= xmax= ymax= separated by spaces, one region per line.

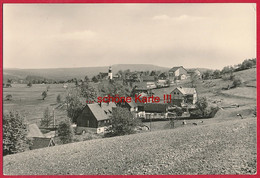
xmin=77 ymin=102 xmax=116 ymax=133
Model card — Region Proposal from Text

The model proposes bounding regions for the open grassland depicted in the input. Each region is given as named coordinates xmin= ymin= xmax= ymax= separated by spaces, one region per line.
xmin=3 ymin=117 xmax=256 ymax=175
xmin=3 ymin=84 xmax=70 ymax=124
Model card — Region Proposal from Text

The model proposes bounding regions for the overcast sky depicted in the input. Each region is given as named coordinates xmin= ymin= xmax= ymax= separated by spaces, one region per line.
xmin=4 ymin=3 xmax=256 ymax=69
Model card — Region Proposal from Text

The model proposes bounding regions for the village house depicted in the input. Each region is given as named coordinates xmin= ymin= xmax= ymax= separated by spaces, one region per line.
xmin=77 ymin=102 xmax=116 ymax=134
xmin=170 ymin=87 xmax=197 ymax=107
xmin=169 ymin=66 xmax=188 ymax=80
xmin=140 ymin=76 xmax=157 ymax=89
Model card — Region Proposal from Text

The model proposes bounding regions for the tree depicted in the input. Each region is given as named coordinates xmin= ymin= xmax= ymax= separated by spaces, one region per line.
xmin=27 ymin=82 xmax=32 ymax=87
xmin=196 ymin=97 xmax=208 ymax=117
xmin=65 ymin=89 xmax=84 ymax=123
xmin=57 ymin=119 xmax=74 ymax=144
xmin=150 ymin=70 xmax=156 ymax=76
xmin=6 ymin=94 xmax=12 ymax=101
xmin=42 ymin=91 xmax=47 ymax=100
xmin=3 ymin=111 xmax=28 ymax=155
xmin=213 ymin=70 xmax=221 ymax=79
xmin=92 ymin=76 xmax=99 ymax=83
xmin=84 ymin=75 xmax=90 ymax=82
xmin=80 ymin=82 xmax=97 ymax=101
xmin=190 ymin=73 xmax=198 ymax=87
xmin=57 ymin=94 xmax=62 ymax=103
xmin=7 ymin=79 xmax=12 ymax=84
xmin=6 ymin=83 xmax=12 ymax=88
xmin=107 ymin=107 xmax=140 ymax=136
xmin=40 ymin=107 xmax=52 ymax=128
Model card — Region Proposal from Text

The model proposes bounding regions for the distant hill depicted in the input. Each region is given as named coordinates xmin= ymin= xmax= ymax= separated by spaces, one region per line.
xmin=4 ymin=64 xmax=170 ymax=81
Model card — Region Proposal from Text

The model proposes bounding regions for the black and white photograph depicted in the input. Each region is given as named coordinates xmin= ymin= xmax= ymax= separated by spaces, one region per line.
xmin=2 ymin=3 xmax=257 ymax=175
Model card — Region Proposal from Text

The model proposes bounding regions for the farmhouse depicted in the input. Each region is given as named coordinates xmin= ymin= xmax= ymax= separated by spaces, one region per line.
xmin=169 ymin=66 xmax=188 ymax=80
xmin=77 ymin=102 xmax=116 ymax=133
xmin=170 ymin=87 xmax=197 ymax=106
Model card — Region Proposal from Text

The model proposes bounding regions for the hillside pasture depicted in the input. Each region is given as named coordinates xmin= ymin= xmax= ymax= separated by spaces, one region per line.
xmin=3 ymin=117 xmax=256 ymax=175
xmin=3 ymin=84 xmax=70 ymax=124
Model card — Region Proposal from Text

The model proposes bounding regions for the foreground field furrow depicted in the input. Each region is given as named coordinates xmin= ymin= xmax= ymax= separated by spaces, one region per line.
xmin=3 ymin=117 xmax=256 ymax=175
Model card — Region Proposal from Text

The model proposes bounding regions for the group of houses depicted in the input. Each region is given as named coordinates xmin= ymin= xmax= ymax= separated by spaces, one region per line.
xmin=97 ymin=66 xmax=201 ymax=90
xmin=76 ymin=85 xmax=198 ymax=134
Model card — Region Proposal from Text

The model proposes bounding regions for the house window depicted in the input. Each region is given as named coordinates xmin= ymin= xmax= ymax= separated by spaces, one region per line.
xmin=177 ymin=92 xmax=179 ymax=95
xmin=174 ymin=92 xmax=176 ymax=94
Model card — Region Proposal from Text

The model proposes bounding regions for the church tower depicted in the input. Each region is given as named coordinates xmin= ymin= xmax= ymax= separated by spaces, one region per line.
xmin=108 ymin=66 xmax=112 ymax=80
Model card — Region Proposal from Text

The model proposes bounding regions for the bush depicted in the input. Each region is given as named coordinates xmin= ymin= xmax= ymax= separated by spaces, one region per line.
xmin=57 ymin=94 xmax=62 ymax=103
xmin=190 ymin=97 xmax=219 ymax=118
xmin=57 ymin=119 xmax=74 ymax=144
xmin=42 ymin=91 xmax=47 ymax=100
xmin=27 ymin=82 xmax=32 ymax=87
xmin=232 ymin=77 xmax=242 ymax=87
xmin=106 ymin=107 xmax=141 ymax=136
xmin=5 ymin=94 xmax=12 ymax=101
xmin=3 ymin=111 xmax=28 ymax=156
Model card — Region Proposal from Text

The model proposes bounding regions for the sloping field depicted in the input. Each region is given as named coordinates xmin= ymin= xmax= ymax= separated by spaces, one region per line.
xmin=4 ymin=117 xmax=256 ymax=175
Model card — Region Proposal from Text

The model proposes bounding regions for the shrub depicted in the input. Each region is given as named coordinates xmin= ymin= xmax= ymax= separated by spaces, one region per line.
xmin=42 ymin=91 xmax=47 ymax=100
xmin=57 ymin=119 xmax=74 ymax=144
xmin=107 ymin=107 xmax=141 ymax=136
xmin=190 ymin=97 xmax=219 ymax=118
xmin=56 ymin=94 xmax=62 ymax=103
xmin=27 ymin=82 xmax=32 ymax=87
xmin=3 ymin=111 xmax=28 ymax=156
xmin=5 ymin=94 xmax=12 ymax=101
xmin=232 ymin=77 xmax=242 ymax=87
xmin=175 ymin=107 xmax=184 ymax=116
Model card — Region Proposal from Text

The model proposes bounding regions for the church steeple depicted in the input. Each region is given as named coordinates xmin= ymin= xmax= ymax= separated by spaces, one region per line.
xmin=108 ymin=66 xmax=112 ymax=80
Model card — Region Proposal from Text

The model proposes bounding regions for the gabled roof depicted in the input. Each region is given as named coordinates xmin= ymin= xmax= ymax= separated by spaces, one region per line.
xmin=142 ymin=76 xmax=155 ymax=82
xmin=169 ymin=66 xmax=186 ymax=72
xmin=27 ymin=124 xmax=44 ymax=138
xmin=87 ymin=102 xmax=116 ymax=121
xmin=172 ymin=87 xmax=196 ymax=95
xmin=134 ymin=83 xmax=152 ymax=90
xmin=30 ymin=137 xmax=55 ymax=150
xmin=127 ymin=99 xmax=138 ymax=108
xmin=143 ymin=103 xmax=168 ymax=113
xmin=159 ymin=72 xmax=167 ymax=78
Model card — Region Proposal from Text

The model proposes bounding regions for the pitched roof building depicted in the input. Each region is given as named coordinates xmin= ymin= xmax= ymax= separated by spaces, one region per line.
xmin=170 ymin=87 xmax=197 ymax=106
xmin=169 ymin=66 xmax=188 ymax=80
xmin=77 ymin=102 xmax=116 ymax=129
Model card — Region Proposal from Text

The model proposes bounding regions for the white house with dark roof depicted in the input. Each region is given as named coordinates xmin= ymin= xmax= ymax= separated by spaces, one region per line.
xmin=170 ymin=87 xmax=197 ymax=106
xmin=169 ymin=66 xmax=188 ymax=80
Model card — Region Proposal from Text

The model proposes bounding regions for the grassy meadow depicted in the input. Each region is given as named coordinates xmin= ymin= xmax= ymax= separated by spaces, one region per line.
xmin=3 ymin=84 xmax=70 ymax=124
